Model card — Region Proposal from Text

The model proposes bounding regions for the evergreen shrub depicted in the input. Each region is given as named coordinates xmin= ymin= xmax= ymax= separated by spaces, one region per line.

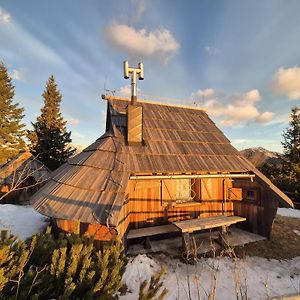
xmin=0 ymin=228 xmax=126 ymax=299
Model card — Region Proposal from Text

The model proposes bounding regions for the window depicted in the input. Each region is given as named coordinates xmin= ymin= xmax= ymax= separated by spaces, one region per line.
xmin=175 ymin=179 xmax=193 ymax=202
xmin=245 ymin=190 xmax=255 ymax=200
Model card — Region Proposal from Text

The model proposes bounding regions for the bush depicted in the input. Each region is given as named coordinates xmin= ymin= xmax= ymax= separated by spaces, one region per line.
xmin=138 ymin=268 xmax=168 ymax=300
xmin=0 ymin=228 xmax=127 ymax=299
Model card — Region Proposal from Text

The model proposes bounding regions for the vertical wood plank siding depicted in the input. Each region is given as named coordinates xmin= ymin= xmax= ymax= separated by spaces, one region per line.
xmin=56 ymin=219 xmax=116 ymax=242
xmin=116 ymin=178 xmax=240 ymax=239
xmin=232 ymin=179 xmax=278 ymax=237
xmin=57 ymin=176 xmax=277 ymax=242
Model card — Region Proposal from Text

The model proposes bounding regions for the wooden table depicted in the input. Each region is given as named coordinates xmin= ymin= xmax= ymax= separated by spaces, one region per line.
xmin=173 ymin=215 xmax=246 ymax=257
xmin=174 ymin=215 xmax=246 ymax=233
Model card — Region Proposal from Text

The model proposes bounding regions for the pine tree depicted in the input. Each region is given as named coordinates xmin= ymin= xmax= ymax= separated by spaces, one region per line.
xmin=282 ymin=106 xmax=300 ymax=164
xmin=139 ymin=269 xmax=168 ymax=300
xmin=1 ymin=229 xmax=127 ymax=299
xmin=0 ymin=62 xmax=26 ymax=165
xmin=30 ymin=75 xmax=75 ymax=170
xmin=259 ymin=107 xmax=300 ymax=203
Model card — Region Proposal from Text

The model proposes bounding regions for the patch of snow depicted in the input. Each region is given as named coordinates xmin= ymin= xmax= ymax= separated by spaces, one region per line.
xmin=293 ymin=230 xmax=300 ymax=237
xmin=0 ymin=204 xmax=48 ymax=240
xmin=277 ymin=208 xmax=300 ymax=218
xmin=121 ymin=254 xmax=300 ymax=300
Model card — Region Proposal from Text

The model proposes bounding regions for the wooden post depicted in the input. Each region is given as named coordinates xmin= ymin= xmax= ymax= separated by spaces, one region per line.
xmin=160 ymin=179 xmax=163 ymax=206
xmin=182 ymin=232 xmax=190 ymax=258
xmin=218 ymin=225 xmax=228 ymax=246
xmin=145 ymin=237 xmax=151 ymax=249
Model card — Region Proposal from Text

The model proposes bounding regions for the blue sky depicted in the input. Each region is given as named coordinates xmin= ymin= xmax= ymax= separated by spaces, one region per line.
xmin=1 ymin=0 xmax=300 ymax=152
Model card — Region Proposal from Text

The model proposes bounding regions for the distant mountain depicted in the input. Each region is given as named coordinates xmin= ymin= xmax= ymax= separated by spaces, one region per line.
xmin=240 ymin=147 xmax=283 ymax=168
xmin=69 ymin=144 xmax=87 ymax=155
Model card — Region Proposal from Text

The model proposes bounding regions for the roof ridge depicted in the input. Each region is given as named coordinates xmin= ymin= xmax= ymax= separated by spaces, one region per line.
xmin=102 ymin=94 xmax=206 ymax=111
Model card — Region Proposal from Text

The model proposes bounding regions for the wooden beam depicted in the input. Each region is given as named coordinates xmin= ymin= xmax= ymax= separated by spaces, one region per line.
xmin=130 ymin=174 xmax=255 ymax=180
xmin=101 ymin=94 xmax=206 ymax=111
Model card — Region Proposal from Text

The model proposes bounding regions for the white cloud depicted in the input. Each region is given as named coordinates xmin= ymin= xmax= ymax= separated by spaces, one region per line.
xmin=0 ymin=15 xmax=66 ymax=67
xmin=103 ymin=23 xmax=180 ymax=63
xmin=131 ymin=0 xmax=148 ymax=22
xmin=72 ymin=131 xmax=84 ymax=139
xmin=119 ymin=85 xmax=140 ymax=96
xmin=230 ymin=89 xmax=260 ymax=106
xmin=67 ymin=118 xmax=80 ymax=126
xmin=196 ymin=89 xmax=274 ymax=127
xmin=11 ymin=69 xmax=24 ymax=81
xmin=220 ymin=103 xmax=260 ymax=127
xmin=0 ymin=7 xmax=11 ymax=24
xmin=272 ymin=66 xmax=300 ymax=100
xmin=232 ymin=139 xmax=250 ymax=145
xmin=204 ymin=46 xmax=220 ymax=55
xmin=256 ymin=111 xmax=275 ymax=124
xmin=119 ymin=85 xmax=131 ymax=96
xmin=200 ymin=99 xmax=224 ymax=117
xmin=196 ymin=88 xmax=215 ymax=99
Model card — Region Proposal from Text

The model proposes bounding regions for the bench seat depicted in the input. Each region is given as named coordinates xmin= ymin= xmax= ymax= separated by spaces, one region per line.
xmin=127 ymin=224 xmax=179 ymax=239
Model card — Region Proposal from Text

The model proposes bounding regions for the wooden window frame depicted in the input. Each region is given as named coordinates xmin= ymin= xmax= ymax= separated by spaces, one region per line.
xmin=242 ymin=187 xmax=261 ymax=205
xmin=175 ymin=178 xmax=194 ymax=203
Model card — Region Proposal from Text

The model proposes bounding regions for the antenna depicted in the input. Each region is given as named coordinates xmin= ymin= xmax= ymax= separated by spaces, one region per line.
xmin=103 ymin=76 xmax=116 ymax=96
xmin=123 ymin=60 xmax=144 ymax=105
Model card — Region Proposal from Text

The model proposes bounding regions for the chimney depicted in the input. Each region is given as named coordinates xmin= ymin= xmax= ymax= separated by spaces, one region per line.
xmin=123 ymin=61 xmax=144 ymax=144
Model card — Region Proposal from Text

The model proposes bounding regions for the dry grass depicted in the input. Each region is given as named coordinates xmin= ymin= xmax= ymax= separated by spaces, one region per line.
xmin=234 ymin=215 xmax=300 ymax=259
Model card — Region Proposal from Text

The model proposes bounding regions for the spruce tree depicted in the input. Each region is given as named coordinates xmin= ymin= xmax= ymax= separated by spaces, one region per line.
xmin=30 ymin=75 xmax=75 ymax=170
xmin=259 ymin=107 xmax=300 ymax=203
xmin=282 ymin=106 xmax=300 ymax=164
xmin=0 ymin=62 xmax=26 ymax=165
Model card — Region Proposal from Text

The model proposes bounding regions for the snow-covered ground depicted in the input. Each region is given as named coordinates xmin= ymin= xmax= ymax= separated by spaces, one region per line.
xmin=121 ymin=254 xmax=300 ymax=300
xmin=1 ymin=204 xmax=300 ymax=298
xmin=122 ymin=208 xmax=300 ymax=299
xmin=0 ymin=204 xmax=48 ymax=240
xmin=277 ymin=207 xmax=300 ymax=218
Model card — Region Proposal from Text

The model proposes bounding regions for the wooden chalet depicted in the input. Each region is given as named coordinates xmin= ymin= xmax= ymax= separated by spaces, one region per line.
xmin=31 ymin=95 xmax=293 ymax=248
xmin=1 ymin=151 xmax=50 ymax=204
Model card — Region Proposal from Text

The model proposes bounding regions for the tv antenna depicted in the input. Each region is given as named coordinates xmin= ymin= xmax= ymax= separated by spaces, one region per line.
xmin=103 ymin=77 xmax=116 ymax=96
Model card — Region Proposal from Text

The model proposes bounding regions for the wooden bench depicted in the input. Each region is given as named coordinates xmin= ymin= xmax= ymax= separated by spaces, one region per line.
xmin=127 ymin=224 xmax=179 ymax=240
xmin=126 ymin=216 xmax=246 ymax=254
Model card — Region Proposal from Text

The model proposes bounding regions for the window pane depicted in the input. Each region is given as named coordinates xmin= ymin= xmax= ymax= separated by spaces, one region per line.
xmin=176 ymin=179 xmax=191 ymax=200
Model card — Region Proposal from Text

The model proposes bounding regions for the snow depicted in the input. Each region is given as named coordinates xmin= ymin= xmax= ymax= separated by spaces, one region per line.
xmin=0 ymin=204 xmax=48 ymax=240
xmin=293 ymin=230 xmax=300 ymax=237
xmin=277 ymin=208 xmax=300 ymax=218
xmin=121 ymin=254 xmax=300 ymax=300
xmin=121 ymin=209 xmax=300 ymax=299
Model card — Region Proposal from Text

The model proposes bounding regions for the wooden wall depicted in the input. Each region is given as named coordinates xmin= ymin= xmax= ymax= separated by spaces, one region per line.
xmin=55 ymin=177 xmax=278 ymax=243
xmin=232 ymin=179 xmax=278 ymax=238
xmin=116 ymin=178 xmax=239 ymax=240
xmin=1 ymin=180 xmax=44 ymax=205
xmin=56 ymin=219 xmax=117 ymax=248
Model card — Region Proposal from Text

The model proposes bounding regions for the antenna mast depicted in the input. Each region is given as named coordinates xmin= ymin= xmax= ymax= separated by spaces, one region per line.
xmin=123 ymin=60 xmax=144 ymax=105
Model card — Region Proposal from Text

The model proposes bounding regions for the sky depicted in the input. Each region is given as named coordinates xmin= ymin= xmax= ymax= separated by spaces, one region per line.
xmin=1 ymin=0 xmax=300 ymax=152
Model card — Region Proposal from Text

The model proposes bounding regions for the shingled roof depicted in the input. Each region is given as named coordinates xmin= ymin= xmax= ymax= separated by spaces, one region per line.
xmin=31 ymin=97 xmax=293 ymax=226
xmin=1 ymin=151 xmax=50 ymax=186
